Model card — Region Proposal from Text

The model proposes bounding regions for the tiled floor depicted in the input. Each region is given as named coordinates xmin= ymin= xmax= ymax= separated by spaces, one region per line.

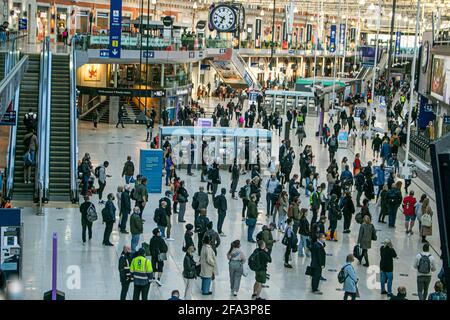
xmin=17 ymin=97 xmax=442 ymax=300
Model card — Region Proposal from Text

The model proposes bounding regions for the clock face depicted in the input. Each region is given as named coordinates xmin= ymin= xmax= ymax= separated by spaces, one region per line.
xmin=421 ymin=41 xmax=429 ymax=73
xmin=211 ymin=5 xmax=237 ymax=32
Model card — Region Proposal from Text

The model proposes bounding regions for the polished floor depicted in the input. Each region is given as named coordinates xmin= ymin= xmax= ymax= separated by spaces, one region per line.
xmin=17 ymin=97 xmax=442 ymax=300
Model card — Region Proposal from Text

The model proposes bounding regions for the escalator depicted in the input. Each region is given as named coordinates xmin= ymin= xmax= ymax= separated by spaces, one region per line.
xmin=12 ymin=54 xmax=41 ymax=200
xmin=208 ymin=48 xmax=262 ymax=90
xmin=48 ymin=54 xmax=71 ymax=200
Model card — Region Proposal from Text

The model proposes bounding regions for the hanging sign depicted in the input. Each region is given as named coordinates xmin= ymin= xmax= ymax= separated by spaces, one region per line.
xmin=109 ymin=0 xmax=122 ymax=59
xmin=395 ymin=31 xmax=401 ymax=56
xmin=339 ymin=24 xmax=346 ymax=54
xmin=306 ymin=24 xmax=312 ymax=43
xmin=330 ymin=25 xmax=337 ymax=53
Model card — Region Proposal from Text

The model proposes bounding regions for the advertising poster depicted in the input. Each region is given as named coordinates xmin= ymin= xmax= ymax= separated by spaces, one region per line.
xmin=337 ymin=130 xmax=349 ymax=148
xmin=431 ymin=55 xmax=450 ymax=105
xmin=330 ymin=25 xmax=337 ymax=53
xmin=139 ymin=149 xmax=163 ymax=193
xmin=360 ymin=46 xmax=376 ymax=67
xmin=0 ymin=209 xmax=22 ymax=278
xmin=306 ymin=24 xmax=312 ymax=43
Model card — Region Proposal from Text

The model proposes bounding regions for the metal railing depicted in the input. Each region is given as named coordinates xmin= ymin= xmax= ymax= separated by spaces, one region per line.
xmin=36 ymin=36 xmax=52 ymax=202
xmin=70 ymin=39 xmax=79 ymax=203
xmin=4 ymin=55 xmax=29 ymax=197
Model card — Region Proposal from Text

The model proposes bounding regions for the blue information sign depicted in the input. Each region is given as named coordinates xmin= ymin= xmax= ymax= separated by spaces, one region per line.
xmin=139 ymin=149 xmax=163 ymax=193
xmin=18 ymin=18 xmax=27 ymax=31
xmin=395 ymin=31 xmax=401 ymax=56
xmin=330 ymin=25 xmax=337 ymax=53
xmin=339 ymin=24 xmax=346 ymax=54
xmin=243 ymin=72 xmax=254 ymax=87
xmin=109 ymin=0 xmax=122 ymax=59
xmin=100 ymin=50 xmax=109 ymax=57
xmin=143 ymin=51 xmax=154 ymax=58
xmin=0 ymin=111 xmax=16 ymax=126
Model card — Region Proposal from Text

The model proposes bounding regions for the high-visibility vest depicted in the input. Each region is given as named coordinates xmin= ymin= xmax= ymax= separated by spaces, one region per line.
xmin=130 ymin=256 xmax=153 ymax=286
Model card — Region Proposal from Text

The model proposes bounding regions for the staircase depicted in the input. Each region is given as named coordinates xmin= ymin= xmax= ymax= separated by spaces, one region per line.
xmin=49 ymin=54 xmax=71 ymax=200
xmin=13 ymin=54 xmax=41 ymax=200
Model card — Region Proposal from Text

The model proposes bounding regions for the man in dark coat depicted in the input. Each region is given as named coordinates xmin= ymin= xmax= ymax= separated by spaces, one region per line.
xmin=214 ymin=188 xmax=228 ymax=236
xmin=120 ymin=185 xmax=132 ymax=234
xmin=310 ymin=233 xmax=326 ymax=294
xmin=118 ymin=245 xmax=133 ymax=300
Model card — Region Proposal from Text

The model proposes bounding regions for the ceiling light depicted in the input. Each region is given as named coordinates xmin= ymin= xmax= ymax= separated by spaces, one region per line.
xmin=260 ymin=9 xmax=264 ymax=16
xmin=193 ymin=1 xmax=197 ymax=9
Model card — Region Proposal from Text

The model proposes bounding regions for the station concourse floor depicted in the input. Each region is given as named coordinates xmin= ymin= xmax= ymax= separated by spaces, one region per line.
xmin=17 ymin=98 xmax=442 ymax=300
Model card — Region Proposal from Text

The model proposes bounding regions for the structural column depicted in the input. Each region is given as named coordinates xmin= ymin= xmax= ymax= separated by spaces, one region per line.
xmin=28 ymin=0 xmax=37 ymax=44
xmin=109 ymin=96 xmax=120 ymax=124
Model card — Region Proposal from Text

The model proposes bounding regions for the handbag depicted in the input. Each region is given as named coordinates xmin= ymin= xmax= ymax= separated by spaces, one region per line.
xmin=281 ymin=234 xmax=289 ymax=246
xmin=305 ymin=266 xmax=313 ymax=276
xmin=158 ymin=252 xmax=167 ymax=261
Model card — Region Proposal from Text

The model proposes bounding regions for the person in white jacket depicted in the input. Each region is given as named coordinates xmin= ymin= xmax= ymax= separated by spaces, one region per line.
xmin=413 ymin=243 xmax=437 ymax=300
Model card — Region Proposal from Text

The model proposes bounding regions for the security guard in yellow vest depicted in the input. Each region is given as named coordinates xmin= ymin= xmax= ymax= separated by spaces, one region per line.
xmin=130 ymin=248 xmax=153 ymax=300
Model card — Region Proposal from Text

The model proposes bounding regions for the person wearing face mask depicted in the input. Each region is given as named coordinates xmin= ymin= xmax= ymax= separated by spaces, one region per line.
xmin=310 ymin=233 xmax=326 ymax=294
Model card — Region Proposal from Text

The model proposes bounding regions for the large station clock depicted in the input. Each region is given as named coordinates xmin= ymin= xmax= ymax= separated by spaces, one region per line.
xmin=210 ymin=4 xmax=237 ymax=32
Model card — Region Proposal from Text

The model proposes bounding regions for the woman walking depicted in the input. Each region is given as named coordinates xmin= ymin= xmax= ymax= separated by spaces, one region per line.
xmin=227 ymin=240 xmax=246 ymax=296
xmin=102 ymin=193 xmax=116 ymax=246
xmin=200 ymin=235 xmax=217 ymax=295
xmin=149 ymin=228 xmax=168 ymax=286
xmin=357 ymin=215 xmax=377 ymax=267
xmin=420 ymin=201 xmax=433 ymax=243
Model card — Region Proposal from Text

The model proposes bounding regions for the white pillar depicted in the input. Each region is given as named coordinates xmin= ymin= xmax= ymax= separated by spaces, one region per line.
xmin=322 ymin=57 xmax=325 ymax=76
xmin=28 ymin=0 xmax=37 ymax=44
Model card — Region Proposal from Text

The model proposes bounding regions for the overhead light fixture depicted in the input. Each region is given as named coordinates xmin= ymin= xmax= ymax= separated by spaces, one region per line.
xmin=359 ymin=0 xmax=366 ymax=5
xmin=193 ymin=1 xmax=197 ymax=9
xmin=260 ymin=9 xmax=264 ymax=16
xmin=294 ymin=7 xmax=298 ymax=14
xmin=368 ymin=3 xmax=375 ymax=10
xmin=151 ymin=0 xmax=156 ymax=4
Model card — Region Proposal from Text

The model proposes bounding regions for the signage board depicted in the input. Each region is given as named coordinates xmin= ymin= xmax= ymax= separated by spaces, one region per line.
xmin=196 ymin=118 xmax=214 ymax=128
xmin=337 ymin=130 xmax=348 ymax=148
xmin=139 ymin=149 xmax=163 ymax=193
xmin=0 ymin=111 xmax=17 ymax=126
xmin=77 ymin=86 xmax=166 ymax=97
xmin=330 ymin=25 xmax=337 ymax=53
xmin=109 ymin=0 xmax=122 ymax=59
xmin=0 ymin=209 xmax=22 ymax=279
xmin=143 ymin=51 xmax=155 ymax=58
xmin=18 ymin=18 xmax=27 ymax=31
xmin=99 ymin=50 xmax=109 ymax=57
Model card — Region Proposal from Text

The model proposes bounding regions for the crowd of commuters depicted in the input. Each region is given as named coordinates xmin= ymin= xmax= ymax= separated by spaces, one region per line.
xmin=71 ymin=78 xmax=446 ymax=301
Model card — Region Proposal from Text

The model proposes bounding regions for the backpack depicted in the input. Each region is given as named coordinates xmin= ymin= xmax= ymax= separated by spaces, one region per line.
xmin=338 ymin=265 xmax=349 ymax=284
xmin=418 ymin=254 xmax=432 ymax=274
xmin=94 ymin=166 xmax=101 ymax=178
xmin=248 ymin=250 xmax=262 ymax=272
xmin=153 ymin=209 xmax=160 ymax=224
xmin=355 ymin=212 xmax=363 ymax=224
xmin=101 ymin=207 xmax=110 ymax=222
xmin=421 ymin=213 xmax=432 ymax=227
xmin=329 ymin=138 xmax=336 ymax=148
xmin=256 ymin=231 xmax=263 ymax=242
xmin=213 ymin=196 xmax=220 ymax=209
xmin=238 ymin=186 xmax=247 ymax=198
xmin=130 ymin=188 xmax=136 ymax=201
xmin=86 ymin=204 xmax=98 ymax=222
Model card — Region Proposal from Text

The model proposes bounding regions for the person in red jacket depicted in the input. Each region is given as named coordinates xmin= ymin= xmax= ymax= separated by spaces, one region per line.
xmin=403 ymin=190 xmax=417 ymax=235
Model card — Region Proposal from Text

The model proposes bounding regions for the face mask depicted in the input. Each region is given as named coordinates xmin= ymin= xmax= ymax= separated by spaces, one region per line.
xmin=319 ymin=238 xmax=326 ymax=244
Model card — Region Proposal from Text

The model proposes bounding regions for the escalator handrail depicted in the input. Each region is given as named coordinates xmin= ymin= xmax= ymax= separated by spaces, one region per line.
xmin=36 ymin=37 xmax=51 ymax=200
xmin=70 ymin=41 xmax=79 ymax=202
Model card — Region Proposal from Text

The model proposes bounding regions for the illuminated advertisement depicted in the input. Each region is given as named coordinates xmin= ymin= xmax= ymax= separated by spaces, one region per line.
xmin=431 ymin=55 xmax=450 ymax=105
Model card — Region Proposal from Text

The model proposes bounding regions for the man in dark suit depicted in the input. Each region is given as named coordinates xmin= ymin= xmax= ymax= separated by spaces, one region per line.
xmin=310 ymin=233 xmax=326 ymax=294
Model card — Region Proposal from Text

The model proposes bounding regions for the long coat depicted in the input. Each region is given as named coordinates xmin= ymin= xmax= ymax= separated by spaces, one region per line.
xmin=358 ymin=223 xmax=376 ymax=249
xmin=200 ymin=244 xmax=217 ymax=278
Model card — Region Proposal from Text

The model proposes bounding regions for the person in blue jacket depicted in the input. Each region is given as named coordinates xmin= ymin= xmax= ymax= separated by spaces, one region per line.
xmin=342 ymin=254 xmax=359 ymax=300
xmin=380 ymin=140 xmax=391 ymax=163
xmin=374 ymin=164 xmax=386 ymax=200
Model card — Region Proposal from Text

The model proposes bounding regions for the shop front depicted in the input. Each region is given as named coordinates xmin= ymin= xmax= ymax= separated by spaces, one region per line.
xmin=37 ymin=6 xmax=50 ymax=41
xmin=56 ymin=7 xmax=68 ymax=42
